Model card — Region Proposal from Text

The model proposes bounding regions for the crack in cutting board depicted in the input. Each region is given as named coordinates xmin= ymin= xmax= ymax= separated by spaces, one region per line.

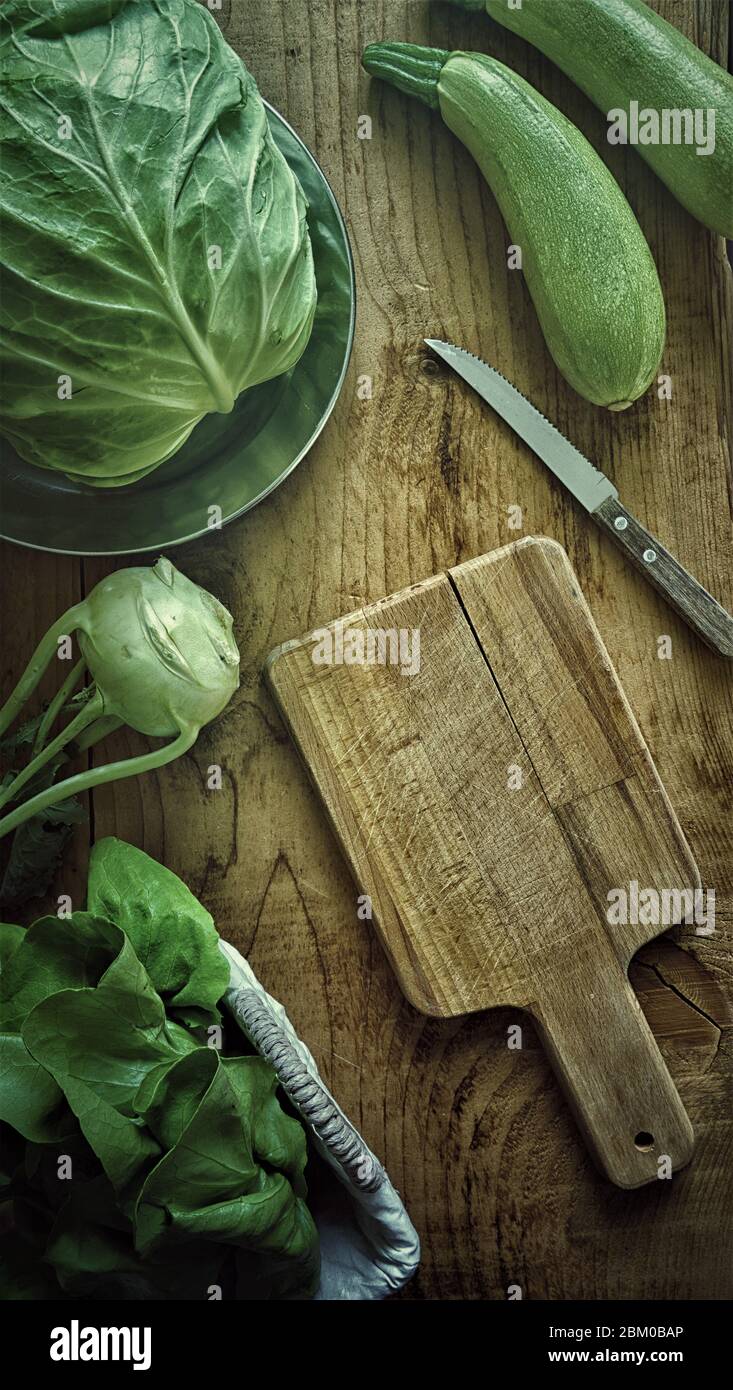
xmin=267 ymin=537 xmax=701 ymax=1187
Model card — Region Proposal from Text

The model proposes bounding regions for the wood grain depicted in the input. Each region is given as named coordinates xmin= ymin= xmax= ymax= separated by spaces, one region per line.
xmin=0 ymin=0 xmax=731 ymax=1293
xmin=450 ymin=537 xmax=702 ymax=962
xmin=268 ymin=538 xmax=698 ymax=1187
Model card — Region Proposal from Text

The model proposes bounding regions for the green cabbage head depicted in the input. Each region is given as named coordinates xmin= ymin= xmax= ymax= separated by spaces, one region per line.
xmin=0 ymin=0 xmax=317 ymax=486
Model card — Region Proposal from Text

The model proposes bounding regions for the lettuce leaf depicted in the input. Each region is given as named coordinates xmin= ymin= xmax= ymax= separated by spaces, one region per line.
xmin=87 ymin=837 xmax=229 ymax=1028
xmin=135 ymin=1050 xmax=319 ymax=1297
xmin=0 ymin=840 xmax=319 ymax=1298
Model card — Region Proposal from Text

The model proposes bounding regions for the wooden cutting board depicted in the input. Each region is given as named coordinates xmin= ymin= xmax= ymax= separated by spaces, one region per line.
xmin=266 ymin=537 xmax=700 ymax=1189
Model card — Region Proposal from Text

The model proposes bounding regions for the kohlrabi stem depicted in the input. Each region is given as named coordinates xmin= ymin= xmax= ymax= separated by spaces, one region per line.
xmin=74 ymin=715 xmax=124 ymax=752
xmin=32 ymin=658 xmax=87 ymax=755
xmin=362 ymin=42 xmax=449 ymax=110
xmin=0 ymin=605 xmax=84 ymax=738
xmin=0 ymin=725 xmax=199 ymax=839
xmin=0 ymin=690 xmax=104 ymax=811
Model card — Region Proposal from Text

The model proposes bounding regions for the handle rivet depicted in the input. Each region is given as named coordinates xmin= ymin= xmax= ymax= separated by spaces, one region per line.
xmin=642 ymin=549 xmax=657 ymax=564
xmin=614 ymin=516 xmax=628 ymax=531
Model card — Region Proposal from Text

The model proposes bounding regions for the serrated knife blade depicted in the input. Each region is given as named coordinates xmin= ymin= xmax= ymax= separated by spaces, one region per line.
xmin=425 ymin=338 xmax=733 ymax=659
xmin=425 ymin=339 xmax=617 ymax=513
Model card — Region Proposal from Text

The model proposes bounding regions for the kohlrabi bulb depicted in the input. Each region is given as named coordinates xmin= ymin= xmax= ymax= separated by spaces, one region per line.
xmin=76 ymin=557 xmax=240 ymax=738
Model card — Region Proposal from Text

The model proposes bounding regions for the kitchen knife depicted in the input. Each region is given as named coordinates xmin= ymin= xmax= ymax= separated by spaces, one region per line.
xmin=426 ymin=339 xmax=733 ymax=659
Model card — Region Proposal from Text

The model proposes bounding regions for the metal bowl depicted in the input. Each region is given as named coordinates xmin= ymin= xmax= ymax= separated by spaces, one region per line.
xmin=0 ymin=104 xmax=355 ymax=557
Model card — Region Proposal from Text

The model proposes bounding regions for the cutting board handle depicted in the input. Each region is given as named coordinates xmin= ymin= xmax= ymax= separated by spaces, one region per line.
xmin=532 ymin=961 xmax=694 ymax=1188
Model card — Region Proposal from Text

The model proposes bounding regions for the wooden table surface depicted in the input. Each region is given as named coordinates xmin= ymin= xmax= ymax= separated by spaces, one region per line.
xmin=1 ymin=0 xmax=731 ymax=1299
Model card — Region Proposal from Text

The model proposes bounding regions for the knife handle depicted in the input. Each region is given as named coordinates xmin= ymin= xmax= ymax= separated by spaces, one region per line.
xmin=594 ymin=497 xmax=733 ymax=658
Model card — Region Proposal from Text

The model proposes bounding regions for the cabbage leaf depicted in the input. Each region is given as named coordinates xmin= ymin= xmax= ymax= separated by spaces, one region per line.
xmin=0 ymin=0 xmax=317 ymax=485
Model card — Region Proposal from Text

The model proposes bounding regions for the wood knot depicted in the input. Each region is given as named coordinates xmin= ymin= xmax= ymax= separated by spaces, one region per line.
xmin=401 ymin=349 xmax=445 ymax=386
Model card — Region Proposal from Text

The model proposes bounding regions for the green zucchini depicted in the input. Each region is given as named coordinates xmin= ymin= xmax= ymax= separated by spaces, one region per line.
xmin=362 ymin=43 xmax=666 ymax=410
xmin=449 ymin=0 xmax=733 ymax=238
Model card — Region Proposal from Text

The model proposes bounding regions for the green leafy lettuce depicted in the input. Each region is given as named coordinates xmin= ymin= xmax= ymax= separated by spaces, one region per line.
xmin=0 ymin=0 xmax=317 ymax=486
xmin=0 ymin=838 xmax=319 ymax=1300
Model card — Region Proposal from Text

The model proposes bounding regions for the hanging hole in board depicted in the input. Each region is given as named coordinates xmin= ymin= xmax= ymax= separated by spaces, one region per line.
xmin=634 ymin=1131 xmax=655 ymax=1152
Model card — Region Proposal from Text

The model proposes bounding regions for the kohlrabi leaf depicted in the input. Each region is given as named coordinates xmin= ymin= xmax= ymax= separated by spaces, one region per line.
xmin=0 ymin=687 xmax=94 ymax=763
xmin=0 ymin=0 xmax=317 ymax=486
xmin=0 ymin=691 xmax=92 ymax=908
xmin=0 ymin=797 xmax=86 ymax=909
xmin=87 ymin=837 xmax=230 ymax=1025
xmin=0 ymin=696 xmax=86 ymax=909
